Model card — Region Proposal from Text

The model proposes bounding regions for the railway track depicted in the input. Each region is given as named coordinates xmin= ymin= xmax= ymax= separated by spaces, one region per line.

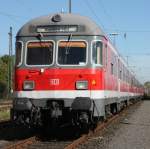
xmin=0 ymin=100 xmax=12 ymax=105
xmin=0 ymin=119 xmax=11 ymax=128
xmin=2 ymin=101 xmax=142 ymax=149
xmin=0 ymin=119 xmax=36 ymax=149
xmin=4 ymin=136 xmax=36 ymax=149
xmin=1 ymin=115 xmax=120 ymax=149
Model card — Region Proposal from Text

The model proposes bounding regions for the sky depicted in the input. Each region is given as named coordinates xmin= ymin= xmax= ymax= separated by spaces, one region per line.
xmin=0 ymin=0 xmax=149 ymax=83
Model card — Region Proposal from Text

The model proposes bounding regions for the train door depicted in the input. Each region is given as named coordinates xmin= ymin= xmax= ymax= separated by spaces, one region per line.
xmin=118 ymin=59 xmax=121 ymax=98
xmin=104 ymin=43 xmax=108 ymax=90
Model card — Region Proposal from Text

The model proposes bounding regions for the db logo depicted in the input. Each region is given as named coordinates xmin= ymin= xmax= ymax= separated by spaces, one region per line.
xmin=50 ymin=79 xmax=59 ymax=85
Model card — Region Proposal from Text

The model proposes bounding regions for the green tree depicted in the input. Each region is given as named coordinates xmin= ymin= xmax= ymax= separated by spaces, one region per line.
xmin=144 ymin=81 xmax=150 ymax=97
xmin=0 ymin=55 xmax=9 ymax=99
xmin=0 ymin=81 xmax=7 ymax=98
xmin=1 ymin=55 xmax=10 ymax=65
xmin=144 ymin=81 xmax=150 ymax=88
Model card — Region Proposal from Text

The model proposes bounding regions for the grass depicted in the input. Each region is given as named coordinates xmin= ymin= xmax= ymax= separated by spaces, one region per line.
xmin=0 ymin=109 xmax=10 ymax=120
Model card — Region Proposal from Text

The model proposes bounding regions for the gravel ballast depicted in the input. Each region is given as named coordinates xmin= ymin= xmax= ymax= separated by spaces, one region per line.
xmin=78 ymin=100 xmax=150 ymax=149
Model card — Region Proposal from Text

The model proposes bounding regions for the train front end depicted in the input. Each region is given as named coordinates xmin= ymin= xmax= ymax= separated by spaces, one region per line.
xmin=11 ymin=13 xmax=105 ymax=128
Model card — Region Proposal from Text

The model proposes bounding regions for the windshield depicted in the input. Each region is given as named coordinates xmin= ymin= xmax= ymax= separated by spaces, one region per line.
xmin=26 ymin=42 xmax=53 ymax=65
xmin=58 ymin=41 xmax=87 ymax=65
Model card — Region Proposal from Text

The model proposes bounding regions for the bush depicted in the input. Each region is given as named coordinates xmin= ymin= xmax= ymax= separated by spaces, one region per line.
xmin=0 ymin=81 xmax=7 ymax=99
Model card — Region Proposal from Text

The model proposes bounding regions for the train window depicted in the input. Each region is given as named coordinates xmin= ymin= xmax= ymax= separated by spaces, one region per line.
xmin=26 ymin=42 xmax=53 ymax=65
xmin=15 ymin=42 xmax=22 ymax=66
xmin=118 ymin=59 xmax=120 ymax=77
xmin=119 ymin=70 xmax=122 ymax=79
xmin=104 ymin=44 xmax=107 ymax=66
xmin=92 ymin=41 xmax=103 ymax=65
xmin=111 ymin=63 xmax=114 ymax=75
xmin=58 ymin=41 xmax=86 ymax=65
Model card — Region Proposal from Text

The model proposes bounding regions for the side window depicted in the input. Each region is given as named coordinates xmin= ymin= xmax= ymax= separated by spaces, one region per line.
xmin=113 ymin=55 xmax=117 ymax=76
xmin=110 ymin=52 xmax=115 ymax=75
xmin=15 ymin=42 xmax=22 ymax=66
xmin=92 ymin=41 xmax=103 ymax=65
xmin=120 ymin=70 xmax=122 ymax=79
xmin=105 ymin=44 xmax=108 ymax=66
xmin=111 ymin=63 xmax=114 ymax=75
xmin=118 ymin=59 xmax=120 ymax=77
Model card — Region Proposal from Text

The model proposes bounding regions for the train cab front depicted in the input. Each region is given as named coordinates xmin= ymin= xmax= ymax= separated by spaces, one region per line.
xmin=12 ymin=39 xmax=84 ymax=125
xmin=11 ymin=13 xmax=105 ymax=128
xmin=12 ymin=37 xmax=104 ymax=128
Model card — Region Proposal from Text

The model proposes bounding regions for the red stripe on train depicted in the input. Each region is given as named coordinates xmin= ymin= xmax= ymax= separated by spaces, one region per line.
xmin=14 ymin=68 xmax=104 ymax=91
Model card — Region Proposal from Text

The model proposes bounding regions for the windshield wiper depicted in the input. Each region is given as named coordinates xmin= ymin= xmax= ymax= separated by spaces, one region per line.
xmin=67 ymin=33 xmax=72 ymax=42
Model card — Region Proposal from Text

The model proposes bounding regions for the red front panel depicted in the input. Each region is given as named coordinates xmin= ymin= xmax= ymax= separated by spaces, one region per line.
xmin=14 ymin=68 xmax=104 ymax=91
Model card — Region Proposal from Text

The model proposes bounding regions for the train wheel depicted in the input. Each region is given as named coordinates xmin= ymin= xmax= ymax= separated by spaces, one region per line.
xmin=110 ymin=103 xmax=118 ymax=115
xmin=80 ymin=123 xmax=89 ymax=134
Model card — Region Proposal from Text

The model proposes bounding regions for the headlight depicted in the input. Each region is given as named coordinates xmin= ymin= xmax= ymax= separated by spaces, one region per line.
xmin=76 ymin=81 xmax=88 ymax=90
xmin=23 ymin=81 xmax=35 ymax=90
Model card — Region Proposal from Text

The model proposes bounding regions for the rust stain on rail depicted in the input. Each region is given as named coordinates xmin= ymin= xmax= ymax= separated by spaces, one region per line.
xmin=65 ymin=115 xmax=119 ymax=149
xmin=4 ymin=136 xmax=37 ymax=149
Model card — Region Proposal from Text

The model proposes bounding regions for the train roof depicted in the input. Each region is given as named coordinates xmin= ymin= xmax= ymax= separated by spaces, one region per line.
xmin=17 ymin=13 xmax=105 ymax=36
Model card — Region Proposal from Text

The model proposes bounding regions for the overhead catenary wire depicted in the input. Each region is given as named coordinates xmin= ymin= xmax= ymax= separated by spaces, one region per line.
xmin=14 ymin=0 xmax=33 ymax=13
xmin=0 ymin=11 xmax=29 ymax=23
xmin=82 ymin=0 xmax=148 ymax=83
xmin=96 ymin=0 xmax=118 ymax=30
xmin=0 ymin=11 xmax=25 ymax=18
xmin=125 ymin=53 xmax=150 ymax=56
xmin=106 ymin=28 xmax=150 ymax=33
xmin=83 ymin=0 xmax=105 ymax=31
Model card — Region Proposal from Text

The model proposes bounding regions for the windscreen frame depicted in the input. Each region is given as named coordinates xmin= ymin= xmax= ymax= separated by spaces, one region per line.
xmin=15 ymin=41 xmax=23 ymax=67
xmin=56 ymin=40 xmax=88 ymax=67
xmin=25 ymin=40 xmax=55 ymax=67
xmin=91 ymin=40 xmax=103 ymax=67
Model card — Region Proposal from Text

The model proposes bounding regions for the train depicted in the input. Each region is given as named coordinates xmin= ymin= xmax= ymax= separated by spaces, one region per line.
xmin=11 ymin=13 xmax=144 ymax=129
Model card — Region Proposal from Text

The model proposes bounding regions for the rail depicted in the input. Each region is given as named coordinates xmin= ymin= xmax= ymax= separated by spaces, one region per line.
xmin=0 ymin=101 xmax=12 ymax=111
xmin=3 ymin=101 xmax=142 ymax=149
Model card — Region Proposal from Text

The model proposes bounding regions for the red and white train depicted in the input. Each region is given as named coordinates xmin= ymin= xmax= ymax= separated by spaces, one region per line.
xmin=11 ymin=13 xmax=144 ymax=128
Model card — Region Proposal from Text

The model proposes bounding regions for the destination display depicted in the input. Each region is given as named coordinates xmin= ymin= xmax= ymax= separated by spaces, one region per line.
xmin=37 ymin=25 xmax=78 ymax=33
